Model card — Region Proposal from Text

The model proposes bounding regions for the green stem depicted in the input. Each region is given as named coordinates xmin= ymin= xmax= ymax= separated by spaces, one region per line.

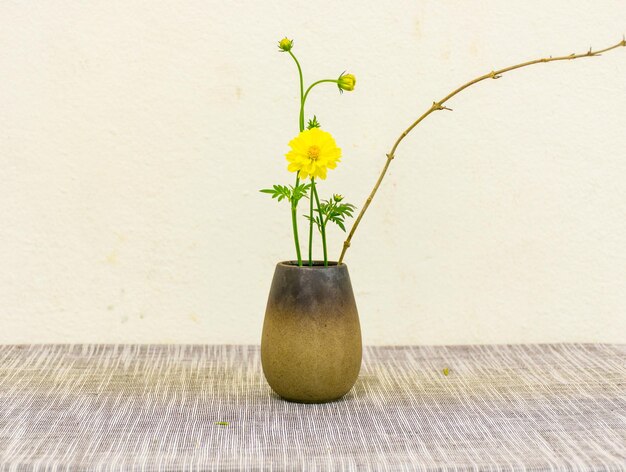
xmin=288 ymin=51 xmax=305 ymax=131
xmin=308 ymin=178 xmax=314 ymax=266
xmin=288 ymin=52 xmax=326 ymax=266
xmin=322 ymin=202 xmax=333 ymax=228
xmin=311 ymin=182 xmax=328 ymax=266
xmin=299 ymin=79 xmax=339 ymax=132
xmin=291 ymin=174 xmax=302 ymax=266
xmin=299 ymin=79 xmax=339 ymax=266
xmin=287 ymin=51 xmax=306 ymax=266
xmin=284 ymin=58 xmax=337 ymax=266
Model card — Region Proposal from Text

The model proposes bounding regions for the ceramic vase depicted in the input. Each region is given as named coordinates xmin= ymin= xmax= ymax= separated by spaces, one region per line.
xmin=261 ymin=261 xmax=362 ymax=403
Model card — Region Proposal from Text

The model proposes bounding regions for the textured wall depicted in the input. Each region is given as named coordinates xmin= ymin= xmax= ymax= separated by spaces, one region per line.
xmin=1 ymin=1 xmax=625 ymax=344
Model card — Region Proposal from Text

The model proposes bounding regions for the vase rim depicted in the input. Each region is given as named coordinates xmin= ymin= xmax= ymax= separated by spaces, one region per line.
xmin=278 ymin=260 xmax=344 ymax=269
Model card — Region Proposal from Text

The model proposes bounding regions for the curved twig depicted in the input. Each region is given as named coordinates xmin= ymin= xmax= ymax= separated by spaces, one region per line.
xmin=338 ymin=38 xmax=626 ymax=264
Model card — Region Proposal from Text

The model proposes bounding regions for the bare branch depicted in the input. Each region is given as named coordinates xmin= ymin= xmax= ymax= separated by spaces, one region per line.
xmin=338 ymin=39 xmax=626 ymax=264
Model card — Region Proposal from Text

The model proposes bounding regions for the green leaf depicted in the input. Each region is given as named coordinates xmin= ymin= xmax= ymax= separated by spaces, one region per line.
xmin=306 ymin=115 xmax=321 ymax=129
xmin=317 ymin=198 xmax=357 ymax=232
xmin=291 ymin=183 xmax=311 ymax=204
xmin=304 ymin=215 xmax=322 ymax=232
xmin=260 ymin=184 xmax=292 ymax=204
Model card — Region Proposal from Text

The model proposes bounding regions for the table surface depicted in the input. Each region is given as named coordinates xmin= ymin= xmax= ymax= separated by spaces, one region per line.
xmin=0 ymin=344 xmax=624 ymax=471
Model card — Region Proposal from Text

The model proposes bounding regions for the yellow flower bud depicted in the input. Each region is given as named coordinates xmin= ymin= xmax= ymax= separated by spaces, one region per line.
xmin=278 ymin=37 xmax=293 ymax=52
xmin=333 ymin=194 xmax=344 ymax=202
xmin=337 ymin=73 xmax=356 ymax=92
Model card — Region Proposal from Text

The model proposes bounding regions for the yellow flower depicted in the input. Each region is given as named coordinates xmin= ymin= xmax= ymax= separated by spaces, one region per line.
xmin=278 ymin=37 xmax=293 ymax=52
xmin=286 ymin=128 xmax=341 ymax=180
xmin=337 ymin=73 xmax=356 ymax=92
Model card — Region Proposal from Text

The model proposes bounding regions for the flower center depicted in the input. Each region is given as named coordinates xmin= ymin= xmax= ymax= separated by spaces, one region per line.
xmin=307 ymin=145 xmax=321 ymax=161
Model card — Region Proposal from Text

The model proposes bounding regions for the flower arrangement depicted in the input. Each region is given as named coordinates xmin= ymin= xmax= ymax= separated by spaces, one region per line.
xmin=261 ymin=38 xmax=357 ymax=267
xmin=262 ymin=36 xmax=625 ymax=268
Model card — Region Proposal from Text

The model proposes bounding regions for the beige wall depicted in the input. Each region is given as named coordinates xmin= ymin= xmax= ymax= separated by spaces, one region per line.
xmin=1 ymin=1 xmax=625 ymax=344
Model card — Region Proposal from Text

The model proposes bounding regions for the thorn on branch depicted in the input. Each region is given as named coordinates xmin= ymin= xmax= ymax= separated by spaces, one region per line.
xmin=489 ymin=70 xmax=502 ymax=79
xmin=386 ymin=153 xmax=395 ymax=161
xmin=432 ymin=101 xmax=453 ymax=111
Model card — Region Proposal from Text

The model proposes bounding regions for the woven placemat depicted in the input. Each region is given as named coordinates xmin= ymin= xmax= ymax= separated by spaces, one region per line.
xmin=0 ymin=344 xmax=624 ymax=471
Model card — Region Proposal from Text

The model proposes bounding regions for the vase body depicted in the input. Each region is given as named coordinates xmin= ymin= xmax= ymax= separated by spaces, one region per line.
xmin=261 ymin=261 xmax=362 ymax=403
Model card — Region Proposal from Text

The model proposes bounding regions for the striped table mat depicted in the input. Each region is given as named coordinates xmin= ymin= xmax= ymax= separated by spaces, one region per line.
xmin=0 ymin=344 xmax=624 ymax=471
